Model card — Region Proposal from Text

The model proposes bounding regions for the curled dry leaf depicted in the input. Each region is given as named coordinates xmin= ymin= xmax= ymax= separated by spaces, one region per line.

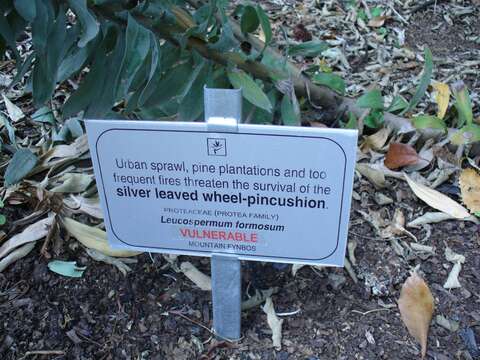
xmin=384 ymin=143 xmax=420 ymax=170
xmin=443 ymin=247 xmax=465 ymax=289
xmin=360 ymin=127 xmax=391 ymax=152
xmin=404 ymin=174 xmax=471 ymax=219
xmin=432 ymin=82 xmax=450 ymax=120
xmin=263 ymin=297 xmax=283 ymax=350
xmin=459 ymin=168 xmax=480 ymax=213
xmin=179 ymin=261 xmax=212 ymax=291
xmin=398 ymin=272 xmax=434 ymax=359
xmin=62 ymin=217 xmax=141 ymax=257
xmin=0 ymin=215 xmax=54 ymax=259
xmin=356 ymin=163 xmax=386 ymax=188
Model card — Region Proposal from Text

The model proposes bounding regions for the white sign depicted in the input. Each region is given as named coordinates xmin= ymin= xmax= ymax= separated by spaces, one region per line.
xmin=86 ymin=120 xmax=357 ymax=266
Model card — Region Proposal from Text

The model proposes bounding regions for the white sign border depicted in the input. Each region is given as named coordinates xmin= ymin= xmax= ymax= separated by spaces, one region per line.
xmin=86 ymin=120 xmax=358 ymax=266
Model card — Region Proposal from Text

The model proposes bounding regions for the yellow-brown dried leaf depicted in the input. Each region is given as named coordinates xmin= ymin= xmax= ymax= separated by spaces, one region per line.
xmin=459 ymin=168 xmax=480 ymax=213
xmin=398 ymin=273 xmax=435 ymax=359
xmin=432 ymin=82 xmax=450 ymax=119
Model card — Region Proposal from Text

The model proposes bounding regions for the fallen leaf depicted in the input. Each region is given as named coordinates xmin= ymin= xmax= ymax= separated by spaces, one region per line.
xmin=63 ymin=195 xmax=103 ymax=219
xmin=384 ymin=143 xmax=420 ymax=170
xmin=2 ymin=93 xmax=24 ymax=122
xmin=404 ymin=174 xmax=471 ymax=219
xmin=242 ymin=287 xmax=279 ymax=310
xmin=0 ymin=242 xmax=35 ymax=273
xmin=435 ymin=315 xmax=459 ymax=332
xmin=86 ymin=248 xmax=136 ymax=276
xmin=459 ymin=168 xmax=480 ymax=213
xmin=360 ymin=127 xmax=391 ymax=152
xmin=180 ymin=261 xmax=212 ymax=291
xmin=0 ymin=216 xmax=54 ymax=259
xmin=48 ymin=260 xmax=86 ymax=278
xmin=262 ymin=297 xmax=283 ymax=350
xmin=50 ymin=173 xmax=93 ymax=193
xmin=443 ymin=247 xmax=465 ymax=289
xmin=368 ymin=15 xmax=387 ymax=27
xmin=356 ymin=163 xmax=386 ymax=188
xmin=292 ymin=264 xmax=306 ymax=276
xmin=432 ymin=82 xmax=450 ymax=119
xmin=398 ymin=272 xmax=434 ymax=359
xmin=62 ymin=217 xmax=141 ymax=257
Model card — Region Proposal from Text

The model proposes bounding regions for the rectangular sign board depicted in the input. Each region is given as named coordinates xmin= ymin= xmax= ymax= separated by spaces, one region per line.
xmin=86 ymin=120 xmax=357 ymax=266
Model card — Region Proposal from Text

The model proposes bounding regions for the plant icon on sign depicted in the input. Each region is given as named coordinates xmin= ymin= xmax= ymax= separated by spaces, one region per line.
xmin=207 ymin=138 xmax=227 ymax=156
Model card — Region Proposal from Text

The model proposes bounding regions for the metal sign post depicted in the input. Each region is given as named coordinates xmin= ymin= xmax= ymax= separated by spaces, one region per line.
xmin=204 ymin=87 xmax=242 ymax=340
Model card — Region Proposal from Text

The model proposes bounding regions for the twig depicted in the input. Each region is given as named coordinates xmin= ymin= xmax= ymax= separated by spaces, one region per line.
xmin=351 ymin=308 xmax=391 ymax=316
xmin=19 ymin=350 xmax=65 ymax=359
xmin=407 ymin=0 xmax=447 ymax=14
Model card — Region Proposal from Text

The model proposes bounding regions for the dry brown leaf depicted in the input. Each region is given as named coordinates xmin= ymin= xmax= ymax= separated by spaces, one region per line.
xmin=459 ymin=168 xmax=480 ymax=213
xmin=384 ymin=143 xmax=420 ymax=170
xmin=263 ymin=297 xmax=283 ymax=350
xmin=368 ymin=15 xmax=387 ymax=27
xmin=180 ymin=261 xmax=212 ymax=291
xmin=432 ymin=82 xmax=450 ymax=119
xmin=398 ymin=273 xmax=435 ymax=359
xmin=360 ymin=127 xmax=391 ymax=152
xmin=404 ymin=174 xmax=471 ymax=219
xmin=356 ymin=163 xmax=386 ymax=188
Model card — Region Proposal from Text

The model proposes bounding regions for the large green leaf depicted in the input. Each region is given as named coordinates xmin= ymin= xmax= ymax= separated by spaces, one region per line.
xmin=5 ymin=148 xmax=37 ymax=186
xmin=178 ymin=62 xmax=210 ymax=121
xmin=451 ymin=81 xmax=473 ymax=127
xmin=312 ymin=72 xmax=345 ymax=95
xmin=256 ymin=5 xmax=272 ymax=47
xmin=288 ymin=40 xmax=328 ymax=57
xmin=386 ymin=95 xmax=408 ymax=113
xmin=67 ymin=0 xmax=99 ymax=47
xmin=241 ymin=5 xmax=259 ymax=34
xmin=412 ymin=115 xmax=446 ymax=131
xmin=356 ymin=89 xmax=384 ymax=110
xmin=116 ymin=14 xmax=151 ymax=98
xmin=227 ymin=70 xmax=272 ymax=112
xmin=14 ymin=0 xmax=36 ymax=21
xmin=32 ymin=3 xmax=67 ymax=106
xmin=401 ymin=47 xmax=433 ymax=115
xmin=138 ymin=37 xmax=165 ymax=107
xmin=280 ymin=94 xmax=300 ymax=126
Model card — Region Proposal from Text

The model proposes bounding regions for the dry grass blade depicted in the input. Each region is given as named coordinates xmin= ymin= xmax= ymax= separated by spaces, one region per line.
xmin=62 ymin=217 xmax=141 ymax=257
xmin=404 ymin=174 xmax=471 ymax=219
xmin=398 ymin=273 xmax=434 ymax=359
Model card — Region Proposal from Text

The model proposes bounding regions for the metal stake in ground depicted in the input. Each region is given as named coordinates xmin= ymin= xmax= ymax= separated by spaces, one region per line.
xmin=204 ymin=87 xmax=242 ymax=341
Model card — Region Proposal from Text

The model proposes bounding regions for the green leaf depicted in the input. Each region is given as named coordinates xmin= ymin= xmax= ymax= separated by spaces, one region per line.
xmin=32 ymin=106 xmax=55 ymax=124
xmin=452 ymin=81 xmax=473 ymax=127
xmin=256 ymin=5 xmax=272 ymax=47
xmin=364 ymin=109 xmax=384 ymax=129
xmin=14 ymin=0 xmax=36 ymax=22
xmin=387 ymin=95 xmax=408 ymax=113
xmin=252 ymin=89 xmax=277 ymax=124
xmin=412 ymin=115 xmax=446 ymax=131
xmin=241 ymin=5 xmax=259 ymax=34
xmin=401 ymin=48 xmax=433 ymax=114
xmin=67 ymin=0 xmax=99 ymax=48
xmin=0 ymin=113 xmax=16 ymax=147
xmin=312 ymin=72 xmax=345 ymax=95
xmin=117 ymin=14 xmax=151 ymax=98
xmin=356 ymin=89 xmax=384 ymax=110
xmin=4 ymin=148 xmax=37 ymax=186
xmin=371 ymin=6 xmax=383 ymax=17
xmin=288 ymin=40 xmax=328 ymax=57
xmin=209 ymin=20 xmax=237 ymax=52
xmin=280 ymin=94 xmax=300 ymax=126
xmin=227 ymin=70 xmax=272 ymax=112
xmin=178 ymin=62 xmax=209 ymax=121
xmin=344 ymin=111 xmax=357 ymax=129
xmin=7 ymin=52 xmax=34 ymax=89
xmin=0 ymin=215 xmax=6 ymax=226
xmin=450 ymin=124 xmax=480 ymax=146
xmin=32 ymin=4 xmax=67 ymax=106
xmin=48 ymin=260 xmax=86 ymax=278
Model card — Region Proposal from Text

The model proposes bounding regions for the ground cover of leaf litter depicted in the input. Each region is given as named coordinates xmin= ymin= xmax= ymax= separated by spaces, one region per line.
xmin=1 ymin=0 xmax=480 ymax=359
